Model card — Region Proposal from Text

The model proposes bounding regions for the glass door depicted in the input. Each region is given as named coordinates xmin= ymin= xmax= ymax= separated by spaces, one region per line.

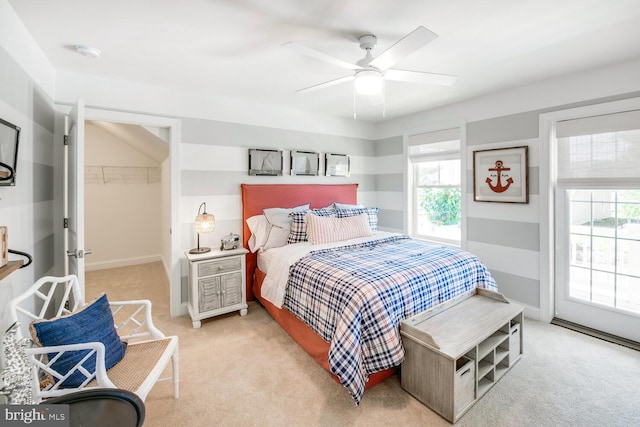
xmin=556 ymin=188 xmax=640 ymax=342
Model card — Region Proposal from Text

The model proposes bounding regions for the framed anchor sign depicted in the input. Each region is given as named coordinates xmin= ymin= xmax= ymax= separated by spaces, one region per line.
xmin=473 ymin=146 xmax=529 ymax=203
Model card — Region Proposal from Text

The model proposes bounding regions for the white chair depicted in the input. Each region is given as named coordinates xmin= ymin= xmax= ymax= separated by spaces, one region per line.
xmin=9 ymin=275 xmax=179 ymax=403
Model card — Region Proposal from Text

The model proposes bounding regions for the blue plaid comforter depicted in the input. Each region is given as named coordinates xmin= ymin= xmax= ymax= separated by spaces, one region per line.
xmin=283 ymin=235 xmax=497 ymax=405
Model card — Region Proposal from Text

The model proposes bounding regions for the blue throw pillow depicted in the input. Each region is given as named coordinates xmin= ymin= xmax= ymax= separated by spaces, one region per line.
xmin=29 ymin=293 xmax=127 ymax=388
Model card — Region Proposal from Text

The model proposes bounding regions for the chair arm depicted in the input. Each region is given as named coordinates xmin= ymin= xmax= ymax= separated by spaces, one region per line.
xmin=26 ymin=342 xmax=116 ymax=402
xmin=109 ymin=299 xmax=166 ymax=341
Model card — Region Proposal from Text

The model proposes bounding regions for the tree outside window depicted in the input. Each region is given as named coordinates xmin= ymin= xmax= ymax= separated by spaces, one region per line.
xmin=413 ymin=157 xmax=461 ymax=243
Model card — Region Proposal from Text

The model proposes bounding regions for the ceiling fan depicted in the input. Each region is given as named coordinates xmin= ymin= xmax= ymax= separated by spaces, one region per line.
xmin=284 ymin=26 xmax=457 ymax=99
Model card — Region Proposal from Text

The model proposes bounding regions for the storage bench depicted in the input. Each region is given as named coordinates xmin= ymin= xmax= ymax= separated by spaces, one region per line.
xmin=400 ymin=288 xmax=524 ymax=423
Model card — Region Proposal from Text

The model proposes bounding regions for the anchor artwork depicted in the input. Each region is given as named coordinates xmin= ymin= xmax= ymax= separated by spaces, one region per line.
xmin=473 ymin=145 xmax=528 ymax=203
xmin=486 ymin=160 xmax=513 ymax=193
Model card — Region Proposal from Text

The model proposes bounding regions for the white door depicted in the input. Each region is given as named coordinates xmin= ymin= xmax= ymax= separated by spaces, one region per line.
xmin=555 ymin=188 xmax=640 ymax=343
xmin=65 ymin=98 xmax=89 ymax=290
xmin=552 ymin=103 xmax=640 ymax=344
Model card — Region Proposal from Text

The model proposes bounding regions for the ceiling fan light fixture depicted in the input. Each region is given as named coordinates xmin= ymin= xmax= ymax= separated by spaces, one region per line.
xmin=354 ymin=69 xmax=383 ymax=95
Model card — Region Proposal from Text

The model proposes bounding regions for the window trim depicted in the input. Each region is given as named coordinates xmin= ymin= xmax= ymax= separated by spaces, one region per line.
xmin=411 ymin=159 xmax=462 ymax=246
xmin=403 ymin=121 xmax=467 ymax=248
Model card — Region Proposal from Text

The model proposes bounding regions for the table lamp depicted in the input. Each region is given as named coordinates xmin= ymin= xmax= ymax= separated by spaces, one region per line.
xmin=189 ymin=202 xmax=215 ymax=254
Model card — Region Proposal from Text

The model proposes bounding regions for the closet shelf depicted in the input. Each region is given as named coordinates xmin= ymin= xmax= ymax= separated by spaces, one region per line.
xmin=85 ymin=166 xmax=161 ymax=184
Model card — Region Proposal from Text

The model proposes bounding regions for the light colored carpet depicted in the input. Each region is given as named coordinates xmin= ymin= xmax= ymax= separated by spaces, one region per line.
xmin=86 ymin=262 xmax=640 ymax=427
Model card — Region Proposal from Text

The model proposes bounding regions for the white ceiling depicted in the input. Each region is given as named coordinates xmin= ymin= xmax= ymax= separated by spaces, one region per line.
xmin=10 ymin=0 xmax=640 ymax=123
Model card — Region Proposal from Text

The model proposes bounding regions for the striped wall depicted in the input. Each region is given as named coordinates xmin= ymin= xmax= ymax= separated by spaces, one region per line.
xmin=0 ymin=45 xmax=57 ymax=333
xmin=465 ymin=111 xmax=542 ymax=313
xmin=373 ymin=135 xmax=404 ymax=232
xmin=178 ymin=117 xmax=380 ymax=303
xmin=371 ymin=114 xmax=543 ymax=314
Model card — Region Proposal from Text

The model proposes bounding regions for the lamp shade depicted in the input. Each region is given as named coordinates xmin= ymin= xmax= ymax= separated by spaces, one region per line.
xmin=195 ymin=212 xmax=215 ymax=234
xmin=189 ymin=202 xmax=215 ymax=254
xmin=354 ymin=69 xmax=383 ymax=95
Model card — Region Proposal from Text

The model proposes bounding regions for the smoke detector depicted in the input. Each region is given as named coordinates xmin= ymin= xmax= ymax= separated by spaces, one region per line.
xmin=75 ymin=45 xmax=101 ymax=58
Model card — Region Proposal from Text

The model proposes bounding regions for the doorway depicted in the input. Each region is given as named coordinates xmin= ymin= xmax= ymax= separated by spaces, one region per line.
xmin=539 ymin=97 xmax=640 ymax=344
xmin=73 ymin=107 xmax=182 ymax=317
xmin=83 ymin=120 xmax=168 ymax=301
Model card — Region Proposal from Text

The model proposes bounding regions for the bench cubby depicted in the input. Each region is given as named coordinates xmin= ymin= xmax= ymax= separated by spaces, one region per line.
xmin=400 ymin=289 xmax=524 ymax=423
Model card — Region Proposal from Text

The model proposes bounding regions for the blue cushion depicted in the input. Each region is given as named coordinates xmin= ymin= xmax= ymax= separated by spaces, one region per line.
xmin=29 ymin=293 xmax=127 ymax=388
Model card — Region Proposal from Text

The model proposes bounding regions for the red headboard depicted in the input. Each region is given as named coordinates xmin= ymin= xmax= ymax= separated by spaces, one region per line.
xmin=240 ymin=184 xmax=358 ymax=300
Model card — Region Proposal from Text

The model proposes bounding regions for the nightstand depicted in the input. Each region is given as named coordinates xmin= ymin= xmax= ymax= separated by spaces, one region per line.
xmin=185 ymin=247 xmax=249 ymax=328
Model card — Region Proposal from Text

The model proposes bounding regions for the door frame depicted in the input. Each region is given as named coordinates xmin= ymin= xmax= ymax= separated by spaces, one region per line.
xmin=65 ymin=99 xmax=86 ymax=282
xmin=539 ymin=96 xmax=640 ymax=324
xmin=65 ymin=106 xmax=183 ymax=317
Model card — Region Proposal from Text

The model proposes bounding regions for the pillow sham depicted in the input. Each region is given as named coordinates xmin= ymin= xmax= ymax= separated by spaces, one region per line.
xmin=306 ymin=213 xmax=373 ymax=245
xmin=246 ymin=214 xmax=270 ymax=253
xmin=287 ymin=208 xmax=337 ymax=244
xmin=29 ymin=293 xmax=127 ymax=388
xmin=336 ymin=207 xmax=379 ymax=231
xmin=262 ymin=203 xmax=310 ymax=250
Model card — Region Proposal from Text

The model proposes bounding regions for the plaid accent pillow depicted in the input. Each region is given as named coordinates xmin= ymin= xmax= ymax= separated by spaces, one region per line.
xmin=287 ymin=208 xmax=337 ymax=244
xmin=336 ymin=207 xmax=379 ymax=231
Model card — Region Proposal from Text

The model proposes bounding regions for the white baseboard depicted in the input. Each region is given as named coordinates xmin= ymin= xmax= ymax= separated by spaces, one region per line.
xmin=162 ymin=258 xmax=170 ymax=281
xmin=85 ymin=255 xmax=163 ymax=271
xmin=508 ymin=298 xmax=543 ymax=322
xmin=179 ymin=302 xmax=189 ymax=317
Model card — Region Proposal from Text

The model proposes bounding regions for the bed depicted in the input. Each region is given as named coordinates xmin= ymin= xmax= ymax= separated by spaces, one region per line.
xmin=241 ymin=184 xmax=497 ymax=405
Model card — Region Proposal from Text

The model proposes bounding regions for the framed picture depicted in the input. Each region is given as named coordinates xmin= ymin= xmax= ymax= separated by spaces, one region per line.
xmin=290 ymin=150 xmax=319 ymax=176
xmin=248 ymin=149 xmax=283 ymax=176
xmin=0 ymin=117 xmax=20 ymax=186
xmin=325 ymin=153 xmax=350 ymax=177
xmin=473 ymin=146 xmax=528 ymax=203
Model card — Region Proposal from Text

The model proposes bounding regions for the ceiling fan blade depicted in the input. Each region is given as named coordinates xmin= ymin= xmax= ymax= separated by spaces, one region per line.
xmin=296 ymin=75 xmax=355 ymax=94
xmin=384 ymin=69 xmax=457 ymax=86
xmin=369 ymin=26 xmax=438 ymax=70
xmin=283 ymin=42 xmax=362 ymax=71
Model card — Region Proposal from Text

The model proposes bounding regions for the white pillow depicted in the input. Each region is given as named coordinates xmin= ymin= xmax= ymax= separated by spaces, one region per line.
xmin=262 ymin=203 xmax=310 ymax=250
xmin=246 ymin=215 xmax=271 ymax=253
xmin=306 ymin=213 xmax=373 ymax=245
xmin=333 ymin=202 xmax=364 ymax=210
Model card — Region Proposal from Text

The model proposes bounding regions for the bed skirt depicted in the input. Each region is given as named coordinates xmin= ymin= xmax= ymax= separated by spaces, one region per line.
xmin=252 ymin=267 xmax=396 ymax=389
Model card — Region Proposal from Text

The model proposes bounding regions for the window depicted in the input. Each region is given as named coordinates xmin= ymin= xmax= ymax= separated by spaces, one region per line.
xmin=408 ymin=128 xmax=461 ymax=244
xmin=556 ymin=109 xmax=640 ymax=316
xmin=566 ymin=189 xmax=640 ymax=312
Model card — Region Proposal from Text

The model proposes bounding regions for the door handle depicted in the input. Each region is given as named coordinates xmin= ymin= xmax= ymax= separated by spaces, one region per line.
xmin=66 ymin=249 xmax=92 ymax=258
